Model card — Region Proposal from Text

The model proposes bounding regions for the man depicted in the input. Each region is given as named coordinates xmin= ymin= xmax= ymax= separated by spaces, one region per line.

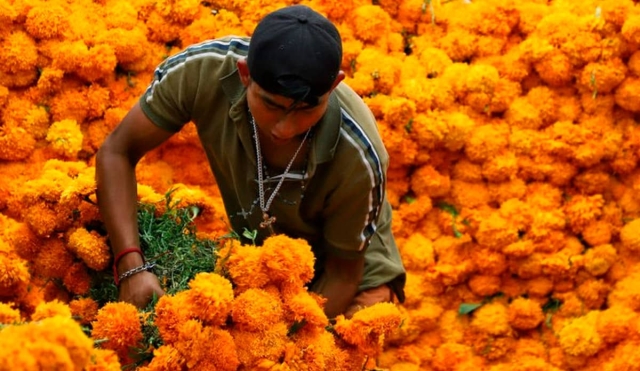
xmin=96 ymin=5 xmax=405 ymax=319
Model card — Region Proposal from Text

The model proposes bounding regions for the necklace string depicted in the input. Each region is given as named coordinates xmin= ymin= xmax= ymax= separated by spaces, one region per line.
xmin=249 ymin=112 xmax=310 ymax=233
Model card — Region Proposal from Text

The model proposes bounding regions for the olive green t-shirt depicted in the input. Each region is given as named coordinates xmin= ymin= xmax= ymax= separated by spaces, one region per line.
xmin=139 ymin=36 xmax=406 ymax=301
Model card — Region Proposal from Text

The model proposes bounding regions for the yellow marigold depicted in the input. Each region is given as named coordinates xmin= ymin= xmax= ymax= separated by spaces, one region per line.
xmin=471 ymin=301 xmax=511 ymax=336
xmin=0 ymin=31 xmax=38 ymax=74
xmin=174 ymin=319 xmax=239 ymax=371
xmin=139 ymin=345 xmax=185 ymax=371
xmin=564 ymin=194 xmax=604 ymax=234
xmin=468 ymin=274 xmax=501 ymax=297
xmin=462 ymin=64 xmax=500 ymax=113
xmin=437 ymin=29 xmax=478 ymax=62
xmin=281 ymin=287 xmax=327 ymax=327
xmin=153 ymin=291 xmax=192 ymax=345
xmin=91 ymin=302 xmax=143 ymax=357
xmin=471 ymin=246 xmax=506 ymax=277
xmin=400 ymin=233 xmax=435 ymax=271
xmin=68 ymin=297 xmax=98 ymax=325
xmin=260 ymin=235 xmax=315 ymax=288
xmin=31 ymin=299 xmax=72 ymax=321
xmin=349 ymin=4 xmax=392 ymax=43
xmin=607 ymin=268 xmax=640 ymax=310
xmin=558 ymin=311 xmax=602 ymax=357
xmin=231 ymin=288 xmax=283 ymax=332
xmin=507 ymin=297 xmax=543 ymax=330
xmin=24 ymin=3 xmax=69 ymax=40
xmin=526 ymin=277 xmax=554 ymax=298
xmin=417 ymin=47 xmax=452 ymax=79
xmin=333 ymin=302 xmax=402 ymax=356
xmin=353 ymin=47 xmax=403 ymax=94
xmin=32 ymin=238 xmax=74 ymax=279
xmin=596 ymin=305 xmax=638 ymax=344
xmin=66 ymin=228 xmax=110 ymax=271
xmin=85 ymin=348 xmax=121 ymax=371
xmin=504 ymin=96 xmax=543 ymax=130
xmin=231 ymin=322 xmax=288 ymax=368
xmin=431 ymin=342 xmax=474 ymax=371
xmin=185 ymin=272 xmax=233 ymax=325
xmin=45 ymin=119 xmax=83 ymax=159
xmin=622 ymin=14 xmax=640 ymax=44
xmin=0 ymin=249 xmax=30 ymax=296
xmin=583 ymin=244 xmax=617 ymax=277
xmin=0 ymin=301 xmax=20 ymax=324
xmin=502 ymin=240 xmax=534 ymax=258
xmin=0 ymin=125 xmax=36 ymax=161
xmin=465 ymin=123 xmax=509 ymax=163
xmin=620 ymin=218 xmax=640 ymax=251
xmin=615 ymin=77 xmax=640 ymax=112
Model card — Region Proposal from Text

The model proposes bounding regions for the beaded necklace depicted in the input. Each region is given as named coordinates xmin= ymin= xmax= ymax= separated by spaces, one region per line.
xmin=249 ymin=112 xmax=310 ymax=235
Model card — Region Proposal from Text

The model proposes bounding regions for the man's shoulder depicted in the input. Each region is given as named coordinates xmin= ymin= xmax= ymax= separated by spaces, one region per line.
xmin=157 ymin=36 xmax=250 ymax=78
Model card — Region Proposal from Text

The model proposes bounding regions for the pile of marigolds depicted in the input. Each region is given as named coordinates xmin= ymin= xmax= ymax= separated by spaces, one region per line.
xmin=2 ymin=0 xmax=640 ymax=370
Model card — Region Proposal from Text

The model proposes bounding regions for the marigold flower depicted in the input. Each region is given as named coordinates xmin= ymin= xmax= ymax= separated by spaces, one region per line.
xmin=66 ymin=228 xmax=110 ymax=271
xmin=333 ymin=302 xmax=402 ymax=356
xmin=468 ymin=274 xmax=501 ymax=297
xmin=450 ymin=180 xmax=490 ymax=209
xmin=139 ymin=345 xmax=184 ymax=371
xmin=153 ymin=291 xmax=192 ymax=344
xmin=475 ymin=212 xmax=519 ymax=250
xmin=231 ymin=322 xmax=288 ymax=367
xmin=431 ymin=342 xmax=474 ymax=371
xmin=349 ymin=4 xmax=392 ymax=44
xmin=526 ymin=276 xmax=554 ymax=298
xmin=24 ymin=3 xmax=69 ymax=40
xmin=620 ymin=218 xmax=640 ymax=251
xmin=84 ymin=348 xmax=121 ymax=371
xmin=31 ymin=299 xmax=72 ymax=321
xmin=45 ymin=119 xmax=84 ymax=159
xmin=231 ymin=288 xmax=284 ymax=332
xmin=0 ymin=301 xmax=21 ymax=324
xmin=91 ymin=302 xmax=143 ymax=357
xmin=68 ymin=297 xmax=98 ymax=325
xmin=507 ymin=297 xmax=543 ymax=330
xmin=470 ymin=301 xmax=511 ymax=336
xmin=173 ymin=319 xmax=239 ymax=370
xmin=437 ymin=29 xmax=478 ymax=62
xmin=558 ymin=311 xmax=602 ymax=357
xmin=32 ymin=238 xmax=74 ymax=279
xmin=184 ymin=272 xmax=233 ymax=326
xmin=260 ymin=235 xmax=315 ymax=288
xmin=61 ymin=262 xmax=90 ymax=295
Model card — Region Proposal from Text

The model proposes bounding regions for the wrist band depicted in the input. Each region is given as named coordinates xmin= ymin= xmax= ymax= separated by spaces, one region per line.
xmin=113 ymin=247 xmax=144 ymax=286
xmin=118 ymin=262 xmax=156 ymax=284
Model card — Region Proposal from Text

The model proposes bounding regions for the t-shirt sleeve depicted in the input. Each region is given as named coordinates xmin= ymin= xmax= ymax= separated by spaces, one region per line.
xmin=139 ymin=53 xmax=200 ymax=132
xmin=321 ymin=117 xmax=388 ymax=260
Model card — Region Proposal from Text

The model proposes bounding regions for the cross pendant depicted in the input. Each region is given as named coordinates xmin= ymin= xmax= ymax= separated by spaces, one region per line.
xmin=260 ymin=212 xmax=276 ymax=235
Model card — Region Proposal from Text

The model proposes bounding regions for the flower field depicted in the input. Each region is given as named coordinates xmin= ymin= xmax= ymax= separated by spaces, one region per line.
xmin=2 ymin=0 xmax=640 ymax=369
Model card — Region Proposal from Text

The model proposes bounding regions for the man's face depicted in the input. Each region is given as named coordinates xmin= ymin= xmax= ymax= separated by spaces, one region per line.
xmin=237 ymin=58 xmax=343 ymax=146
xmin=245 ymin=81 xmax=330 ymax=145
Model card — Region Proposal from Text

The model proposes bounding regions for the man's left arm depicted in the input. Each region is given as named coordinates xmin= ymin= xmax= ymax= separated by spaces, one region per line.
xmin=314 ymin=253 xmax=365 ymax=318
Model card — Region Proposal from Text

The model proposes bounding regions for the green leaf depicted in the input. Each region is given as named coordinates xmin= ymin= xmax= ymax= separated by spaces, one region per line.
xmin=436 ymin=201 xmax=459 ymax=217
xmin=458 ymin=302 xmax=483 ymax=315
xmin=242 ymin=228 xmax=258 ymax=244
xmin=404 ymin=196 xmax=417 ymax=204
xmin=542 ymin=297 xmax=562 ymax=313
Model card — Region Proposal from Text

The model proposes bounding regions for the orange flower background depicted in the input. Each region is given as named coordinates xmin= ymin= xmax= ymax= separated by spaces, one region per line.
xmin=2 ymin=0 xmax=640 ymax=370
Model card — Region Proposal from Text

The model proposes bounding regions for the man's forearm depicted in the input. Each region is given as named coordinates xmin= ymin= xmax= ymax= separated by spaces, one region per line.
xmin=95 ymin=147 xmax=143 ymax=273
xmin=314 ymin=255 xmax=365 ymax=318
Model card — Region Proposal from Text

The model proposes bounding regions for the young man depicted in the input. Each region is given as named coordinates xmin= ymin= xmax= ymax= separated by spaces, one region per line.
xmin=96 ymin=5 xmax=405 ymax=318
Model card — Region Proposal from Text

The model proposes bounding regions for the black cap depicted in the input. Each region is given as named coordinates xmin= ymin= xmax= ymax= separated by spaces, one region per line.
xmin=247 ymin=5 xmax=342 ymax=107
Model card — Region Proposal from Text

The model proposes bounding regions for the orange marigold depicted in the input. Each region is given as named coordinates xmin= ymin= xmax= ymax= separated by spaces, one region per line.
xmin=558 ymin=311 xmax=602 ymax=357
xmin=333 ymin=302 xmax=402 ymax=356
xmin=69 ymin=297 xmax=98 ymax=325
xmin=31 ymin=299 xmax=72 ymax=321
xmin=67 ymin=228 xmax=110 ymax=271
xmin=91 ymin=302 xmax=143 ymax=357
xmin=508 ymin=297 xmax=544 ymax=330
xmin=471 ymin=301 xmax=511 ymax=336
xmin=620 ymin=218 xmax=640 ymax=251
xmin=260 ymin=235 xmax=315 ymax=288
xmin=231 ymin=288 xmax=284 ymax=332
xmin=185 ymin=272 xmax=234 ymax=325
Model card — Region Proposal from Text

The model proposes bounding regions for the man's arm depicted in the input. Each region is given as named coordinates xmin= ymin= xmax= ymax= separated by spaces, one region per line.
xmin=95 ymin=101 xmax=175 ymax=308
xmin=313 ymin=254 xmax=365 ymax=319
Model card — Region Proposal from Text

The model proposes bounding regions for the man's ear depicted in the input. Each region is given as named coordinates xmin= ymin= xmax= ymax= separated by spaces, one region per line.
xmin=329 ymin=70 xmax=346 ymax=91
xmin=237 ymin=59 xmax=251 ymax=87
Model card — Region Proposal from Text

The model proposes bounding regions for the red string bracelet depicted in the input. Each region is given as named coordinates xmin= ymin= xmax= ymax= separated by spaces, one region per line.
xmin=113 ymin=247 xmax=144 ymax=286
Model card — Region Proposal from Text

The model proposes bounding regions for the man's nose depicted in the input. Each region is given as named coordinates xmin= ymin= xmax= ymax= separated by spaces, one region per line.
xmin=271 ymin=116 xmax=297 ymax=139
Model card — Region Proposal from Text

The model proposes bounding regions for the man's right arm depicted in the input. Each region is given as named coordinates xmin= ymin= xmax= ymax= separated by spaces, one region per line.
xmin=95 ymin=101 xmax=175 ymax=308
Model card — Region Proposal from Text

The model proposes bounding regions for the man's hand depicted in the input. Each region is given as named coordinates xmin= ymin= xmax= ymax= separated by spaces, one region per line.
xmin=118 ymin=271 xmax=165 ymax=309
xmin=312 ymin=254 xmax=365 ymax=318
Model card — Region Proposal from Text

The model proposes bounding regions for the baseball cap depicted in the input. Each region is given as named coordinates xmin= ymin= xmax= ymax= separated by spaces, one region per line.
xmin=247 ymin=5 xmax=342 ymax=107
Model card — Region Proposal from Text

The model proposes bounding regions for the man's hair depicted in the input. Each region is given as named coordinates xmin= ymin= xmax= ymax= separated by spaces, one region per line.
xmin=247 ymin=5 xmax=342 ymax=107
